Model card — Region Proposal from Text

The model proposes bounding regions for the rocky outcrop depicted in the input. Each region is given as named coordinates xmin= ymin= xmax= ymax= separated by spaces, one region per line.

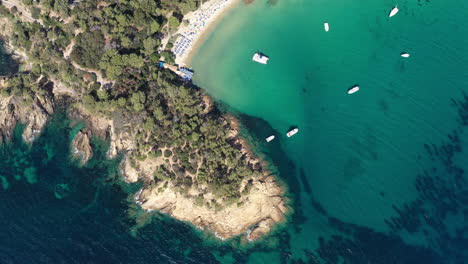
xmin=67 ymin=99 xmax=291 ymax=240
xmin=71 ymin=130 xmax=93 ymax=165
xmin=0 ymin=93 xmax=54 ymax=144
xmin=69 ymin=104 xmax=289 ymax=241
xmin=69 ymin=106 xmax=136 ymax=159
xmin=137 ymin=175 xmax=288 ymax=240
xmin=120 ymin=154 xmax=140 ymax=183
xmin=0 ymin=95 xmax=289 ymax=240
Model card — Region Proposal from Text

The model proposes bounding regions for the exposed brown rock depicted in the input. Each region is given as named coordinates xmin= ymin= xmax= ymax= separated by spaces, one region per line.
xmin=137 ymin=174 xmax=288 ymax=240
xmin=0 ymin=92 xmax=54 ymax=144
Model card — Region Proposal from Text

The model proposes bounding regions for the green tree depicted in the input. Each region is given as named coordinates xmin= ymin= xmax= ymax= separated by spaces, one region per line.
xmin=168 ymin=16 xmax=180 ymax=28
xmin=53 ymin=0 xmax=69 ymax=17
xmin=129 ymin=91 xmax=146 ymax=112
xmin=71 ymin=31 xmax=105 ymax=69
xmin=30 ymin=7 xmax=41 ymax=20
xmin=160 ymin=51 xmax=175 ymax=64
xmin=22 ymin=0 xmax=33 ymax=6
xmin=143 ymin=38 xmax=157 ymax=56
xmin=96 ymin=89 xmax=109 ymax=101
xmin=126 ymin=54 xmax=144 ymax=68
xmin=149 ymin=21 xmax=160 ymax=34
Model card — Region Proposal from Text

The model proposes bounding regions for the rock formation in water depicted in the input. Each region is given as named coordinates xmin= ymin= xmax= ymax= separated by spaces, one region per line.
xmin=71 ymin=129 xmax=93 ymax=165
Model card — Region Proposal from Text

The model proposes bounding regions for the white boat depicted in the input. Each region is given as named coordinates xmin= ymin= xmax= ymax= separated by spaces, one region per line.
xmin=401 ymin=52 xmax=410 ymax=58
xmin=252 ymin=53 xmax=269 ymax=64
xmin=389 ymin=6 xmax=399 ymax=18
xmin=266 ymin=135 xmax=275 ymax=142
xmin=348 ymin=85 xmax=360 ymax=94
xmin=286 ymin=128 xmax=298 ymax=138
xmin=324 ymin=22 xmax=329 ymax=32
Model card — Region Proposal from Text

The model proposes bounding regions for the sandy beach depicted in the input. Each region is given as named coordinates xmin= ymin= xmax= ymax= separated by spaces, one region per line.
xmin=169 ymin=0 xmax=240 ymax=66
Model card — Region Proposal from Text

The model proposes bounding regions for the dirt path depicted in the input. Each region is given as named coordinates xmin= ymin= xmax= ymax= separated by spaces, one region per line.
xmin=1 ymin=0 xmax=44 ymax=25
xmin=1 ymin=0 xmax=33 ymax=21
xmin=64 ymin=40 xmax=112 ymax=88
xmin=64 ymin=39 xmax=113 ymax=88
xmin=63 ymin=39 xmax=74 ymax=59
xmin=70 ymin=60 xmax=112 ymax=87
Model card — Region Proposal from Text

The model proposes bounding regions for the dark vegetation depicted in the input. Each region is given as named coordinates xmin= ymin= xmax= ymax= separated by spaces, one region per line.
xmin=70 ymin=30 xmax=105 ymax=69
xmin=0 ymin=0 xmax=262 ymax=202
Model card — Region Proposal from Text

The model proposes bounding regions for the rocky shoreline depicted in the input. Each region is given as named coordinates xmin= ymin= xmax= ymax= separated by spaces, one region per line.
xmin=0 ymin=72 xmax=289 ymax=241
xmin=70 ymin=104 xmax=289 ymax=241
xmin=0 ymin=87 xmax=54 ymax=144
xmin=0 ymin=5 xmax=289 ymax=239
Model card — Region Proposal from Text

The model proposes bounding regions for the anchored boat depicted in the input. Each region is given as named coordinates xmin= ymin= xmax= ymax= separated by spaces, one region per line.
xmin=266 ymin=135 xmax=275 ymax=142
xmin=401 ymin=52 xmax=410 ymax=58
xmin=252 ymin=52 xmax=269 ymax=64
xmin=389 ymin=6 xmax=399 ymax=18
xmin=324 ymin=22 xmax=329 ymax=32
xmin=348 ymin=85 xmax=360 ymax=94
xmin=286 ymin=128 xmax=299 ymax=138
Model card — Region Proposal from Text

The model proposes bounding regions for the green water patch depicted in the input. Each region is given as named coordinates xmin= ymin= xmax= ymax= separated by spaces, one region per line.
xmin=0 ymin=107 xmax=125 ymax=199
xmin=23 ymin=167 xmax=37 ymax=184
xmin=0 ymin=124 xmax=34 ymax=184
xmin=54 ymin=183 xmax=71 ymax=199
xmin=0 ymin=175 xmax=9 ymax=190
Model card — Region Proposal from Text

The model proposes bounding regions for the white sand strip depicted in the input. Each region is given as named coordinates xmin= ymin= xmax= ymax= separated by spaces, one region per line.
xmin=170 ymin=0 xmax=240 ymax=66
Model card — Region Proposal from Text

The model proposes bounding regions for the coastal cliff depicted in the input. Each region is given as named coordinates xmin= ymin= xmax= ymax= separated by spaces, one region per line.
xmin=0 ymin=80 xmax=54 ymax=144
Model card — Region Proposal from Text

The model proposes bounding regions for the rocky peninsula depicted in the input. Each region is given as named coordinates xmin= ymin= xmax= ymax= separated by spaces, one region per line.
xmin=0 ymin=0 xmax=288 ymax=240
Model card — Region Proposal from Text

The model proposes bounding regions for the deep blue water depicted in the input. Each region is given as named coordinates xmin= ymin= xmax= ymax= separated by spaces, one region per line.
xmin=1 ymin=107 xmax=461 ymax=263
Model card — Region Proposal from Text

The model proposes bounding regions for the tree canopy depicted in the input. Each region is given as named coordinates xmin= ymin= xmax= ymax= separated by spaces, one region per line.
xmin=1 ymin=0 xmax=264 ymax=204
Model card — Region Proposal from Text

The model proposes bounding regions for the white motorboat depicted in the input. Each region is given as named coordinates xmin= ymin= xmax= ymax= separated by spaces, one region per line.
xmin=266 ymin=135 xmax=275 ymax=142
xmin=324 ymin=22 xmax=329 ymax=32
xmin=389 ymin=6 xmax=399 ymax=18
xmin=286 ymin=128 xmax=298 ymax=138
xmin=348 ymin=85 xmax=360 ymax=94
xmin=401 ymin=52 xmax=410 ymax=58
xmin=252 ymin=53 xmax=269 ymax=64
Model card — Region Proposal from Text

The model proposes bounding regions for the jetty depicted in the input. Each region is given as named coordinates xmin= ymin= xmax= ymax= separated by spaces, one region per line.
xmin=159 ymin=62 xmax=194 ymax=81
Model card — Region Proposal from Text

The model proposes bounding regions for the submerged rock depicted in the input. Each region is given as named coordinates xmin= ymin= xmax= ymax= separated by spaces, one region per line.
xmin=0 ymin=175 xmax=9 ymax=190
xmin=71 ymin=130 xmax=93 ymax=165
xmin=54 ymin=183 xmax=71 ymax=199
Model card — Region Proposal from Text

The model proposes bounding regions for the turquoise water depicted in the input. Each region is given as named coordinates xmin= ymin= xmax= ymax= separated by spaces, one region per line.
xmin=192 ymin=0 xmax=468 ymax=262
xmin=2 ymin=0 xmax=468 ymax=262
xmin=3 ymin=110 xmax=439 ymax=263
